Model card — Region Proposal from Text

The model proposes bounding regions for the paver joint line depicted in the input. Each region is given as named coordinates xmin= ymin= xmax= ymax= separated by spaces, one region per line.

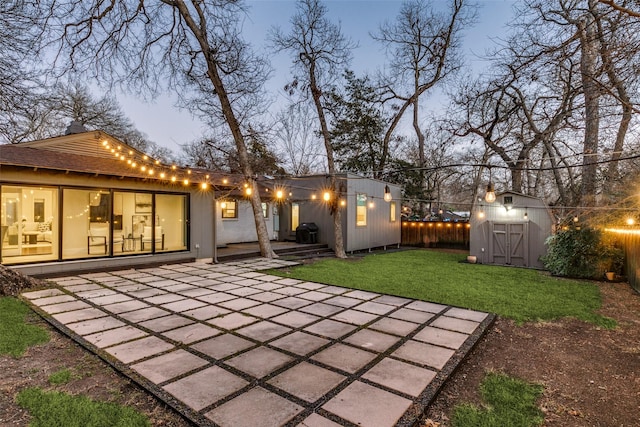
xmin=22 ymin=258 xmax=494 ymax=427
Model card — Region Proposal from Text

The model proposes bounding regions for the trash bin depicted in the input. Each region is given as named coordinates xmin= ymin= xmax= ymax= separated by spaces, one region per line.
xmin=296 ymin=222 xmax=319 ymax=244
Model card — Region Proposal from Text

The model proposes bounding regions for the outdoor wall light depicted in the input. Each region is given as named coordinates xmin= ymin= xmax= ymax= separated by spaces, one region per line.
xmin=503 ymin=196 xmax=513 ymax=210
xmin=383 ymin=185 xmax=392 ymax=202
xmin=323 ymin=191 xmax=331 ymax=202
xmin=276 ymin=190 xmax=284 ymax=199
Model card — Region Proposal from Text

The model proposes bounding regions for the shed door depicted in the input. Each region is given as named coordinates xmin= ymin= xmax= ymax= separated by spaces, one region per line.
xmin=490 ymin=222 xmax=529 ymax=267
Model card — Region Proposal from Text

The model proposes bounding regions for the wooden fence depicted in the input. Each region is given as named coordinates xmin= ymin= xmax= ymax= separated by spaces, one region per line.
xmin=617 ymin=231 xmax=640 ymax=293
xmin=401 ymin=221 xmax=470 ymax=249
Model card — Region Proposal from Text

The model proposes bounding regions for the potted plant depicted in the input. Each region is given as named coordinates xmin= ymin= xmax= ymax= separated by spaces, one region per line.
xmin=602 ymin=245 xmax=624 ymax=281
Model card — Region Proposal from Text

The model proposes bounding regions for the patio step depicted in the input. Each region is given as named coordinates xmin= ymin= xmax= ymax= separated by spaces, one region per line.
xmin=276 ymin=244 xmax=334 ymax=259
xmin=216 ymin=243 xmax=332 ymax=262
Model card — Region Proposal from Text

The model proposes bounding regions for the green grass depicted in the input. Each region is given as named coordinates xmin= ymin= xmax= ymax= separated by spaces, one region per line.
xmin=16 ymin=387 xmax=150 ymax=427
xmin=48 ymin=368 xmax=76 ymax=385
xmin=452 ymin=372 xmax=544 ymax=427
xmin=273 ymin=250 xmax=615 ymax=327
xmin=0 ymin=297 xmax=49 ymax=357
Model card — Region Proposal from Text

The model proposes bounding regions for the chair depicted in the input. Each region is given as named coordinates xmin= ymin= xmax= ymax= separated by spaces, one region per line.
xmin=112 ymin=233 xmax=125 ymax=252
xmin=87 ymin=227 xmax=108 ymax=254
xmin=141 ymin=226 xmax=164 ymax=251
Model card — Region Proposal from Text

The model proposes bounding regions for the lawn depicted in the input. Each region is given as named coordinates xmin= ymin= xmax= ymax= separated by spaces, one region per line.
xmin=0 ymin=297 xmax=49 ymax=357
xmin=1 ymin=297 xmax=153 ymax=426
xmin=274 ymin=249 xmax=615 ymax=327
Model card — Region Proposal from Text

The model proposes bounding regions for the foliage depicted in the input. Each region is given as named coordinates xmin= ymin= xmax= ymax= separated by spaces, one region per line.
xmin=329 ymin=70 xmax=388 ymax=176
xmin=48 ymin=368 xmax=75 ymax=385
xmin=269 ymin=250 xmax=615 ymax=327
xmin=542 ymin=227 xmax=624 ymax=279
xmin=451 ymin=372 xmax=544 ymax=427
xmin=0 ymin=297 xmax=49 ymax=358
xmin=16 ymin=387 xmax=150 ymax=427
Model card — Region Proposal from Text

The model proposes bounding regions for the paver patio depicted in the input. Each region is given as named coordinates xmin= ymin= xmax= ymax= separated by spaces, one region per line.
xmin=22 ymin=258 xmax=494 ymax=427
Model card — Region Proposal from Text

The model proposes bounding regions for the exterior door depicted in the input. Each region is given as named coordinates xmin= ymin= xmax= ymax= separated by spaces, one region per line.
xmin=490 ymin=222 xmax=528 ymax=267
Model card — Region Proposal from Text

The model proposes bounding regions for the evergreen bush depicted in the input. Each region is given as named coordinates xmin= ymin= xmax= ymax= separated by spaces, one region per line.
xmin=542 ymin=227 xmax=623 ymax=279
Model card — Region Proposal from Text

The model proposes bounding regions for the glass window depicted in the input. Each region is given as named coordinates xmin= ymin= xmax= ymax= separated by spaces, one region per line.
xmin=1 ymin=185 xmax=59 ymax=264
xmin=112 ymin=192 xmax=152 ymax=255
xmin=221 ymin=200 xmax=237 ymax=218
xmin=291 ymin=203 xmax=299 ymax=230
xmin=390 ymin=201 xmax=397 ymax=222
xmin=156 ymin=194 xmax=187 ymax=252
xmin=262 ymin=202 xmax=269 ymax=218
xmin=62 ymin=189 xmax=111 ymax=259
xmin=356 ymin=193 xmax=367 ymax=226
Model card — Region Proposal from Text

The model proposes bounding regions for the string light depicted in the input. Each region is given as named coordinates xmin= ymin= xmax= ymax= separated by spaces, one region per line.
xmin=383 ymin=185 xmax=392 ymax=202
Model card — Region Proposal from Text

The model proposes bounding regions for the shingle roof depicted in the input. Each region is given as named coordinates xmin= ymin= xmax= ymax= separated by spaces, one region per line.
xmin=0 ymin=144 xmax=158 ymax=179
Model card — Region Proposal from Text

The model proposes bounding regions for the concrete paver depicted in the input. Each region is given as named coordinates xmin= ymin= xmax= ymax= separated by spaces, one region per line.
xmin=311 ymin=343 xmax=377 ymax=374
xmin=25 ymin=258 xmax=493 ymax=427
xmin=131 ymin=349 xmax=208 ymax=384
xmin=268 ymin=361 xmax=346 ymax=403
xmin=322 ymin=381 xmax=412 ymax=427
xmin=206 ymin=387 xmax=303 ymax=427
xmin=164 ymin=366 xmax=248 ymax=411
xmin=226 ymin=346 xmax=294 ymax=378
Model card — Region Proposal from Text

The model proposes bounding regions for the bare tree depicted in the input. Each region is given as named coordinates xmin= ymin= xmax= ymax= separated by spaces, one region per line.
xmin=0 ymin=1 xmax=50 ymax=144
xmin=270 ymin=0 xmax=356 ymax=259
xmin=273 ymin=102 xmax=326 ymax=175
xmin=598 ymin=0 xmax=640 ymax=17
xmin=49 ymin=0 xmax=276 ymax=257
xmin=372 ymin=0 xmax=475 ymax=188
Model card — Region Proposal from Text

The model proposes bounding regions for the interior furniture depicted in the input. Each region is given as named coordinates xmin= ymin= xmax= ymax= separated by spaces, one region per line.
xmin=141 ymin=226 xmax=164 ymax=251
xmin=87 ymin=226 xmax=108 ymax=254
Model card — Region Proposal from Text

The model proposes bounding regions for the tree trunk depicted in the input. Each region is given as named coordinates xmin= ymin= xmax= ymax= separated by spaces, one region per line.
xmin=175 ymin=1 xmax=276 ymax=258
xmin=578 ymin=2 xmax=601 ymax=207
xmin=309 ymin=64 xmax=347 ymax=258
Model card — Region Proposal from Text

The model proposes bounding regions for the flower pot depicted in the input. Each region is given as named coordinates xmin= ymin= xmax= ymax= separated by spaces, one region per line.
xmin=467 ymin=255 xmax=477 ymax=264
xmin=605 ymin=271 xmax=616 ymax=281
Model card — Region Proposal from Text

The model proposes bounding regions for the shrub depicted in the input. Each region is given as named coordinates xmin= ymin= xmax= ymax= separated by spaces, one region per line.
xmin=542 ymin=227 xmax=623 ymax=279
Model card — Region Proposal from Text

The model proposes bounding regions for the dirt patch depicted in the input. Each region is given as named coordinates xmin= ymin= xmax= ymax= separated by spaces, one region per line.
xmin=422 ymin=281 xmax=640 ymax=426
xmin=0 ymin=314 xmax=190 ymax=426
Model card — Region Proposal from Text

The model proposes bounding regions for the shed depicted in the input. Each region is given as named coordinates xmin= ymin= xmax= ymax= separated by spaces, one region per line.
xmin=274 ymin=173 xmax=402 ymax=252
xmin=469 ymin=191 xmax=554 ymax=268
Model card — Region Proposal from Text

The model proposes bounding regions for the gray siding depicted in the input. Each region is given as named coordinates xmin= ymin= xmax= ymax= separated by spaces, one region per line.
xmin=470 ymin=192 xmax=553 ymax=268
xmin=276 ymin=174 xmax=401 ymax=252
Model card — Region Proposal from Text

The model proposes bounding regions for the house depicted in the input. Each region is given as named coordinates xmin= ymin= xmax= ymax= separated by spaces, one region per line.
xmin=0 ymin=129 xmax=218 ymax=275
xmin=272 ymin=174 xmax=402 ymax=252
xmin=469 ymin=191 xmax=554 ymax=268
xmin=1 ymin=130 xmax=401 ymax=275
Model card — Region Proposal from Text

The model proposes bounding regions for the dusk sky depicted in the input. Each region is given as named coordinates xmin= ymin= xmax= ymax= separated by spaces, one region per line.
xmin=117 ymin=0 xmax=517 ymax=152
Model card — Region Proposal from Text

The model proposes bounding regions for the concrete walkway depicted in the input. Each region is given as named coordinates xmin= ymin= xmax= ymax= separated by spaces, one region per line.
xmin=22 ymin=258 xmax=494 ymax=427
